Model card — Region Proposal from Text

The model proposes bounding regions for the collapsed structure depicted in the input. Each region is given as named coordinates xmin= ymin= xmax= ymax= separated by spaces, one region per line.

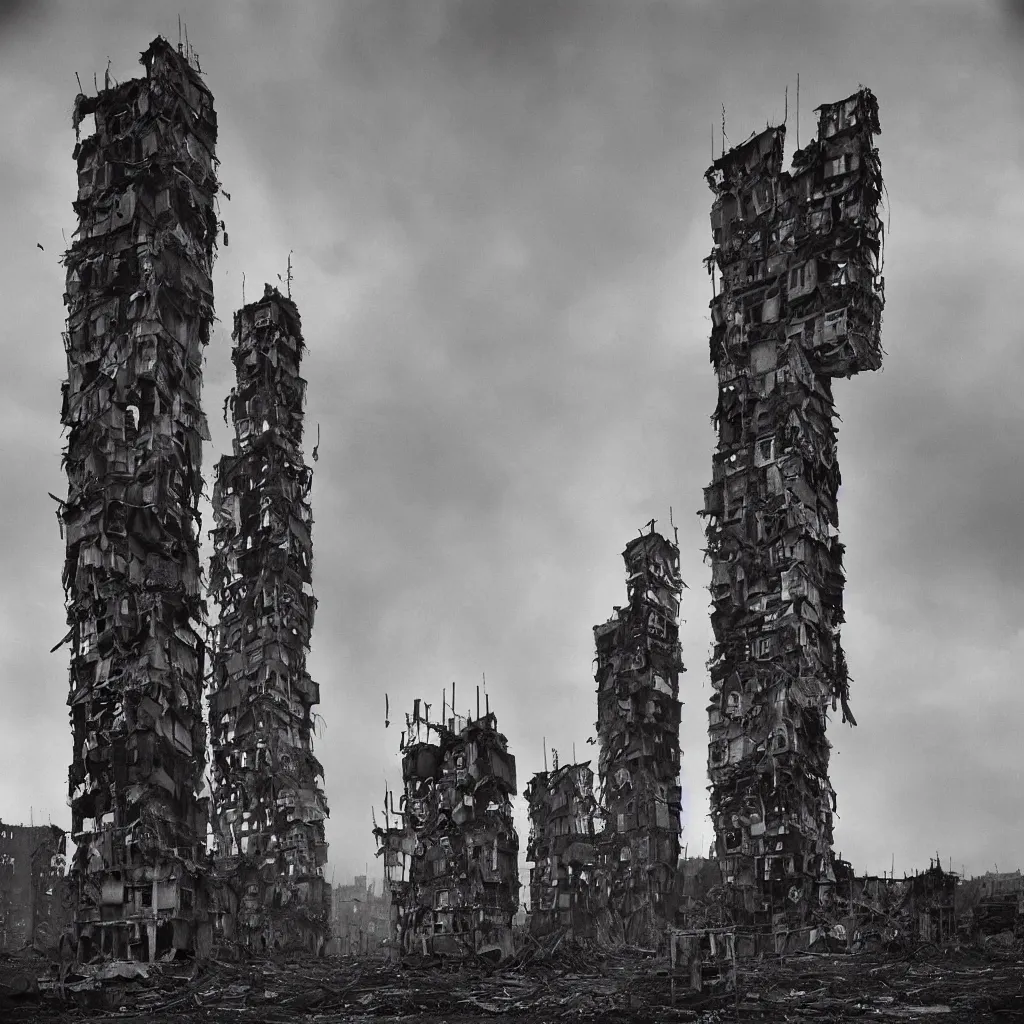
xmin=524 ymin=761 xmax=598 ymax=937
xmin=0 ymin=823 xmax=68 ymax=951
xmin=375 ymin=698 xmax=520 ymax=957
xmin=59 ymin=37 xmax=219 ymax=960
xmin=207 ymin=286 xmax=330 ymax=953
xmin=593 ymin=527 xmax=685 ymax=943
xmin=700 ymin=89 xmax=885 ymax=928
xmin=832 ymin=859 xmax=957 ymax=949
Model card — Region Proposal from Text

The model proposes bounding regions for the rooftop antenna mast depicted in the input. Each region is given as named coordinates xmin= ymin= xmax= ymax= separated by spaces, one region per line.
xmin=796 ymin=73 xmax=800 ymax=150
xmin=286 ymin=250 xmax=294 ymax=299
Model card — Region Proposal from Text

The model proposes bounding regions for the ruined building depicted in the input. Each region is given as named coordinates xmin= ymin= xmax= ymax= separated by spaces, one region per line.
xmin=59 ymin=37 xmax=219 ymax=961
xmin=700 ymin=89 xmax=885 ymax=926
xmin=593 ymin=528 xmax=685 ymax=943
xmin=0 ymin=823 xmax=68 ymax=951
xmin=207 ymin=286 xmax=330 ymax=953
xmin=375 ymin=698 xmax=520 ymax=957
xmin=524 ymin=760 xmax=598 ymax=937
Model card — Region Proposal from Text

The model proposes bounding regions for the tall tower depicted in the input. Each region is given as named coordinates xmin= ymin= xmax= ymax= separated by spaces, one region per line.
xmin=207 ymin=285 xmax=330 ymax=953
xmin=60 ymin=38 xmax=218 ymax=962
xmin=701 ymin=90 xmax=884 ymax=926
xmin=593 ymin=527 xmax=684 ymax=943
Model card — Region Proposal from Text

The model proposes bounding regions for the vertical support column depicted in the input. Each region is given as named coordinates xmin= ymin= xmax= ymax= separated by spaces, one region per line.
xmin=701 ymin=89 xmax=885 ymax=930
xmin=207 ymin=285 xmax=330 ymax=953
xmin=60 ymin=37 xmax=218 ymax=962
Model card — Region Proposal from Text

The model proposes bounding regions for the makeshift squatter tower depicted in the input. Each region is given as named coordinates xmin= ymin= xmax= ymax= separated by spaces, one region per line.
xmin=593 ymin=526 xmax=685 ymax=943
xmin=60 ymin=37 xmax=219 ymax=961
xmin=700 ymin=89 xmax=885 ymax=928
xmin=207 ymin=286 xmax=330 ymax=953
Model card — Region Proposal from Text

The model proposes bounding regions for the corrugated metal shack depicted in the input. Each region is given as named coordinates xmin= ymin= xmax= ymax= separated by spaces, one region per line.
xmin=593 ymin=527 xmax=685 ymax=945
xmin=524 ymin=761 xmax=598 ymax=938
xmin=701 ymin=88 xmax=885 ymax=930
xmin=58 ymin=36 xmax=219 ymax=961
xmin=375 ymin=698 xmax=520 ymax=958
xmin=207 ymin=286 xmax=330 ymax=954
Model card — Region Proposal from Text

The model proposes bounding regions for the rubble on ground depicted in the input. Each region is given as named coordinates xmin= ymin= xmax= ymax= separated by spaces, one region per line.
xmin=2 ymin=934 xmax=1021 ymax=1022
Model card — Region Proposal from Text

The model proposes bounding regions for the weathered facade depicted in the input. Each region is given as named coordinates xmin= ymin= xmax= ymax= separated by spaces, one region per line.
xmin=59 ymin=37 xmax=219 ymax=960
xmin=524 ymin=761 xmax=598 ymax=937
xmin=330 ymin=876 xmax=390 ymax=955
xmin=700 ymin=89 xmax=885 ymax=928
xmin=375 ymin=702 xmax=520 ymax=958
xmin=207 ymin=286 xmax=330 ymax=953
xmin=0 ymin=824 xmax=68 ymax=951
xmin=955 ymin=871 xmax=1022 ymax=939
xmin=593 ymin=528 xmax=685 ymax=943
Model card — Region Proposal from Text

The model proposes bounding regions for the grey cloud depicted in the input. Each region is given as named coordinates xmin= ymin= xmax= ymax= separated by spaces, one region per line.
xmin=0 ymin=0 xmax=1021 ymax=887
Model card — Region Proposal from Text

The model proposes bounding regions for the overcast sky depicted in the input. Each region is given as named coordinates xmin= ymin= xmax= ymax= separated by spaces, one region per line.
xmin=1 ymin=0 xmax=1022 ymax=891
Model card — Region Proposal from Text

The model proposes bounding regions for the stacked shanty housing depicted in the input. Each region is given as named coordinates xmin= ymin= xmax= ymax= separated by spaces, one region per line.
xmin=593 ymin=528 xmax=685 ymax=943
xmin=376 ymin=703 xmax=520 ymax=957
xmin=207 ymin=286 xmax=330 ymax=952
xmin=524 ymin=761 xmax=598 ymax=937
xmin=59 ymin=37 xmax=218 ymax=961
xmin=701 ymin=89 xmax=885 ymax=928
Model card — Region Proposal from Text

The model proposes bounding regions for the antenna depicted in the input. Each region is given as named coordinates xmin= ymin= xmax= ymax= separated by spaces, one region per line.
xmin=796 ymin=73 xmax=800 ymax=150
xmin=476 ymin=685 xmax=480 ymax=721
xmin=178 ymin=15 xmax=183 ymax=53
xmin=286 ymin=249 xmax=294 ymax=299
xmin=543 ymin=737 xmax=547 ymax=773
xmin=784 ymin=84 xmax=788 ymax=127
xmin=242 ymin=272 xmax=246 ymax=306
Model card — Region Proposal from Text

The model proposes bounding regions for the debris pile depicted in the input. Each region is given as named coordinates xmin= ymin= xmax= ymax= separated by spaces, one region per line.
xmin=207 ymin=285 xmax=330 ymax=954
xmin=58 ymin=36 xmax=219 ymax=961
xmin=593 ymin=527 xmax=685 ymax=944
xmin=701 ymin=88 xmax=886 ymax=927
xmin=375 ymin=698 xmax=520 ymax=958
xmin=524 ymin=761 xmax=598 ymax=938
xmin=4 ymin=940 xmax=1023 ymax=1022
